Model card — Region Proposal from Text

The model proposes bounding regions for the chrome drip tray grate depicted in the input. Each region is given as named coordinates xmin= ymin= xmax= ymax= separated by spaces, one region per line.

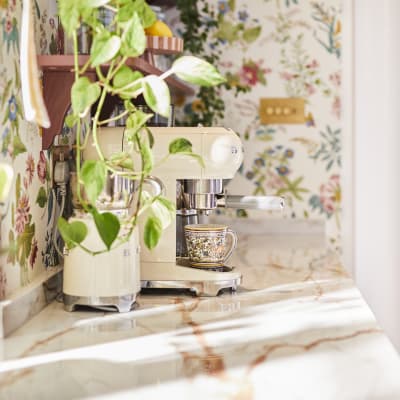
xmin=195 ymin=265 xmax=235 ymax=272
xmin=176 ymin=257 xmax=235 ymax=272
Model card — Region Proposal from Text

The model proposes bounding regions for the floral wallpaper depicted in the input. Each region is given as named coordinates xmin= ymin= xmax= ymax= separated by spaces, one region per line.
xmin=172 ymin=0 xmax=342 ymax=248
xmin=0 ymin=0 xmax=59 ymax=299
xmin=0 ymin=0 xmax=343 ymax=300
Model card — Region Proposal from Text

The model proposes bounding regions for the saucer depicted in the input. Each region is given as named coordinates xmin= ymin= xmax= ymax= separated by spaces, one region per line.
xmin=190 ymin=262 xmax=224 ymax=268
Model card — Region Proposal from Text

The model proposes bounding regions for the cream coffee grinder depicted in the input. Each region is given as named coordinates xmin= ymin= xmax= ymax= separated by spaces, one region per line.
xmin=62 ymin=129 xmax=144 ymax=312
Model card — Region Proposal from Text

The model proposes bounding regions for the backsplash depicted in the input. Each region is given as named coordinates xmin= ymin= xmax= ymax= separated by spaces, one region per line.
xmin=0 ymin=0 xmax=58 ymax=299
xmin=170 ymin=0 xmax=342 ymax=247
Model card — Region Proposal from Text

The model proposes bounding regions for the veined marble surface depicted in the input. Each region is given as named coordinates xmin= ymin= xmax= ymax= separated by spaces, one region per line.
xmin=0 ymin=229 xmax=399 ymax=399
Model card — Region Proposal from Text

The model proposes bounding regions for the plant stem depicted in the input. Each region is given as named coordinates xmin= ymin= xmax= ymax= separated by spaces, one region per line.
xmin=79 ymin=58 xmax=92 ymax=75
xmin=105 ymin=164 xmax=143 ymax=177
xmin=98 ymin=109 xmax=129 ymax=125
xmin=92 ymin=60 xmax=117 ymax=162
xmin=72 ymin=30 xmax=86 ymax=210
xmin=96 ymin=66 xmax=107 ymax=82
xmin=109 ymin=56 xmax=128 ymax=80
xmin=103 ymin=4 xmax=117 ymax=13
xmin=112 ymin=68 xmax=173 ymax=96
xmin=159 ymin=69 xmax=174 ymax=80
xmin=128 ymin=132 xmax=146 ymax=230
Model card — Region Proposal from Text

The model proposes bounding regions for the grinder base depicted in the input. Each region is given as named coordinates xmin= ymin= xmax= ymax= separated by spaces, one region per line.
xmin=63 ymin=293 xmax=136 ymax=313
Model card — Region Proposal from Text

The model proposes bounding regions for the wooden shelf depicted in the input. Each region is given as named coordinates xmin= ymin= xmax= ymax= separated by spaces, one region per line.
xmin=38 ymin=49 xmax=194 ymax=149
xmin=37 ymin=55 xmax=193 ymax=94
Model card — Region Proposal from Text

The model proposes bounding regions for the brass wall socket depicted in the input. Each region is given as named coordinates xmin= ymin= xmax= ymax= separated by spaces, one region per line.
xmin=259 ymin=98 xmax=305 ymax=124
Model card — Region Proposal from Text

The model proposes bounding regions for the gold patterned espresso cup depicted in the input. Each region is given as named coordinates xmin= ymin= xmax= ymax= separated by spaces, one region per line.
xmin=184 ymin=224 xmax=238 ymax=268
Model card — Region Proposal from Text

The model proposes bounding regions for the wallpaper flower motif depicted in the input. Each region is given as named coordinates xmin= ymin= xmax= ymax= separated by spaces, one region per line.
xmin=37 ymin=150 xmax=47 ymax=184
xmin=244 ymin=144 xmax=309 ymax=206
xmin=15 ymin=192 xmax=30 ymax=235
xmin=309 ymin=174 xmax=341 ymax=226
xmin=1 ymin=68 xmax=27 ymax=160
xmin=214 ymin=1 xmax=261 ymax=48
xmin=2 ymin=5 xmax=18 ymax=53
xmin=311 ymin=1 xmax=341 ymax=58
xmin=329 ymin=71 xmax=341 ymax=119
xmin=175 ymin=0 xmax=343 ymax=247
xmin=38 ymin=9 xmax=59 ymax=54
xmin=24 ymin=153 xmax=34 ymax=188
xmin=279 ymin=34 xmax=330 ymax=99
xmin=310 ymin=126 xmax=341 ymax=171
xmin=223 ymin=59 xmax=270 ymax=91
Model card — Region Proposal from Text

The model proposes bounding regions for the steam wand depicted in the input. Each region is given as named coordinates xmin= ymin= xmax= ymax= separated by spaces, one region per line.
xmin=216 ymin=192 xmax=285 ymax=211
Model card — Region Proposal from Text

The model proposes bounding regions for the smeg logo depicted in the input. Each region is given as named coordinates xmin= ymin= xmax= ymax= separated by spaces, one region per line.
xmin=231 ymin=146 xmax=244 ymax=155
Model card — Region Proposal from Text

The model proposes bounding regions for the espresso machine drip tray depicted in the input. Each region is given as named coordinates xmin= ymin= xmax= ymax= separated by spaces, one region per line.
xmin=141 ymin=256 xmax=241 ymax=296
xmin=140 ymin=276 xmax=241 ymax=297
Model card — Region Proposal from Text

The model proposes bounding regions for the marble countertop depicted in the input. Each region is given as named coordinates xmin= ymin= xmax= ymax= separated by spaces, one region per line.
xmin=1 ymin=222 xmax=400 ymax=399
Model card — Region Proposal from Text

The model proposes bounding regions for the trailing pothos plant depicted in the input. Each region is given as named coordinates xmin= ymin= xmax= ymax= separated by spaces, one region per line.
xmin=56 ymin=0 xmax=225 ymax=255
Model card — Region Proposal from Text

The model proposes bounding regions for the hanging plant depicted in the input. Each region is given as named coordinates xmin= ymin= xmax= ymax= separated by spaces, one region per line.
xmin=56 ymin=0 xmax=226 ymax=254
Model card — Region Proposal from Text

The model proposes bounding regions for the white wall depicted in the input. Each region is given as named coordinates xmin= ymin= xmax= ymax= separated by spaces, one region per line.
xmin=353 ymin=0 xmax=400 ymax=350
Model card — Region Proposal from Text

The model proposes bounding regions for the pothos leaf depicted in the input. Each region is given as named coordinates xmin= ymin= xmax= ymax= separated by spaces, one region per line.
xmin=145 ymin=127 xmax=154 ymax=148
xmin=71 ymin=77 xmax=101 ymax=116
xmin=168 ymin=138 xmax=205 ymax=168
xmin=65 ymin=114 xmax=78 ymax=128
xmin=172 ymin=56 xmax=226 ymax=87
xmin=126 ymin=109 xmax=153 ymax=134
xmin=108 ymin=151 xmax=134 ymax=170
xmin=113 ymin=66 xmax=143 ymax=99
xmin=151 ymin=197 xmax=175 ymax=229
xmin=120 ymin=12 xmax=146 ymax=57
xmin=57 ymin=217 xmax=87 ymax=249
xmin=168 ymin=138 xmax=192 ymax=154
xmin=58 ymin=0 xmax=81 ymax=36
xmin=80 ymin=160 xmax=107 ymax=205
xmin=143 ymin=215 xmax=162 ymax=250
xmin=142 ymin=75 xmax=171 ymax=118
xmin=117 ymin=0 xmax=156 ymax=28
xmin=85 ymin=0 xmax=110 ymax=6
xmin=141 ymin=139 xmax=153 ymax=175
xmin=90 ymin=31 xmax=121 ymax=67
xmin=92 ymin=209 xmax=120 ymax=250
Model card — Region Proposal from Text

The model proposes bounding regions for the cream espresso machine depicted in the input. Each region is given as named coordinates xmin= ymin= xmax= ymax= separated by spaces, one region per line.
xmin=139 ymin=126 xmax=284 ymax=296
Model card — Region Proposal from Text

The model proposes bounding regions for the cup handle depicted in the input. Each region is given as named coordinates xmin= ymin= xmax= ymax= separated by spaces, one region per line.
xmin=223 ymin=229 xmax=238 ymax=263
